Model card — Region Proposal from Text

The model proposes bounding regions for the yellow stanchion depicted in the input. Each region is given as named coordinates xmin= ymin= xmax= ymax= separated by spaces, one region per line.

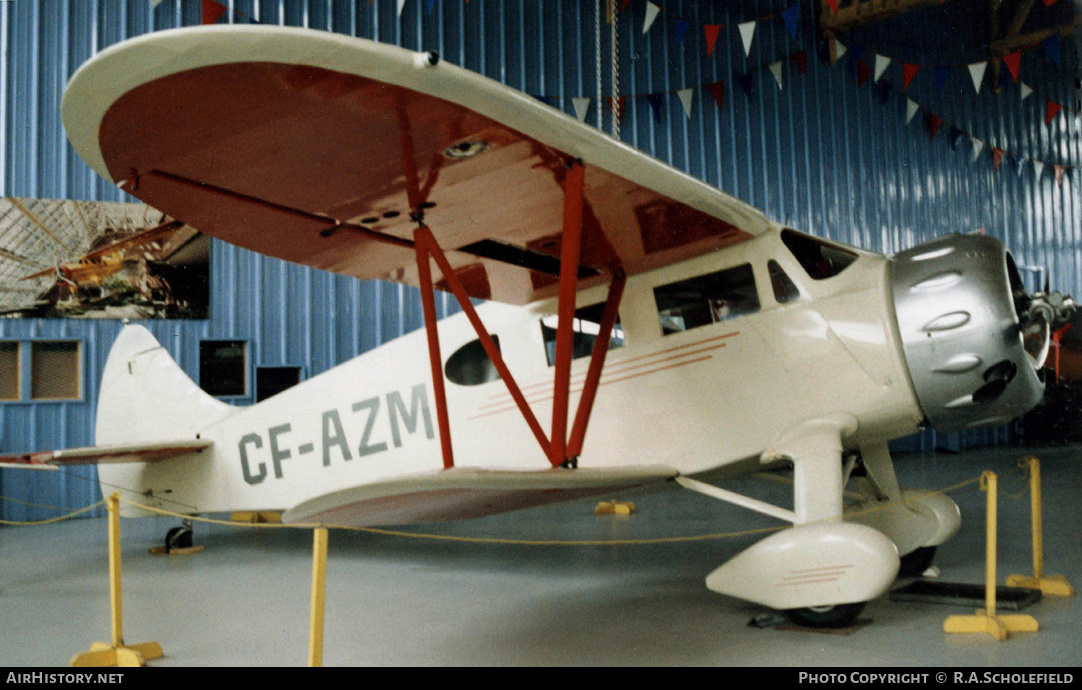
xmin=944 ymin=472 xmax=1039 ymax=641
xmin=308 ymin=527 xmax=329 ymax=667
xmin=70 ymin=493 xmax=164 ymax=667
xmin=1006 ymin=456 xmax=1075 ymax=597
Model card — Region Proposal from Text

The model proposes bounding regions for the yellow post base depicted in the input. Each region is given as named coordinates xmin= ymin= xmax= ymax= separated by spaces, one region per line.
xmin=231 ymin=511 xmax=282 ymax=524
xmin=1006 ymin=574 xmax=1075 ymax=597
xmin=944 ymin=611 xmax=1039 ymax=641
xmin=70 ymin=641 xmax=164 ymax=667
xmin=595 ymin=500 xmax=635 ymax=516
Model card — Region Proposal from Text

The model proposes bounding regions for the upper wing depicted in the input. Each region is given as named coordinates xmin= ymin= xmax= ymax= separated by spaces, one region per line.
xmin=63 ymin=25 xmax=777 ymax=305
xmin=0 ymin=440 xmax=213 ymax=471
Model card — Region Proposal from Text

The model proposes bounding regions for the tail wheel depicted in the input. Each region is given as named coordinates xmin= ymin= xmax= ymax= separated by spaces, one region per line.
xmin=785 ymin=602 xmax=865 ymax=629
xmin=898 ymin=546 xmax=937 ymax=578
xmin=165 ymin=525 xmax=193 ymax=551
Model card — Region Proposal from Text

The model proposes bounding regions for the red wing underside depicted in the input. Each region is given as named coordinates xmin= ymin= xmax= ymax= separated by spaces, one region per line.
xmin=96 ymin=58 xmax=751 ymax=304
xmin=0 ymin=440 xmax=213 ymax=471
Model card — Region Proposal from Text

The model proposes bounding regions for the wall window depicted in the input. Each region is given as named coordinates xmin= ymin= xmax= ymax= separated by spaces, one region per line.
xmin=256 ymin=366 xmax=302 ymax=402
xmin=654 ymin=264 xmax=760 ymax=335
xmin=0 ymin=342 xmax=20 ymax=401
xmin=200 ymin=340 xmax=248 ymax=397
xmin=30 ymin=341 xmax=81 ymax=401
xmin=540 ymin=303 xmax=625 ymax=366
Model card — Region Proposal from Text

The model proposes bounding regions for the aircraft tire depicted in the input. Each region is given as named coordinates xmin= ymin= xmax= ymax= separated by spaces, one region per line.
xmin=784 ymin=602 xmax=865 ymax=629
xmin=165 ymin=525 xmax=193 ymax=551
xmin=898 ymin=546 xmax=937 ymax=578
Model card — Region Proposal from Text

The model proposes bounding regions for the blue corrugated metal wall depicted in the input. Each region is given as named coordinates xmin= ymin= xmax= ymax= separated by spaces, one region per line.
xmin=1 ymin=0 xmax=1080 ymax=519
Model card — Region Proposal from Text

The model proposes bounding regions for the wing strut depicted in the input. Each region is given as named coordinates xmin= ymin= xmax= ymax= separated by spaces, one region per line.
xmin=413 ymin=160 xmax=625 ymax=470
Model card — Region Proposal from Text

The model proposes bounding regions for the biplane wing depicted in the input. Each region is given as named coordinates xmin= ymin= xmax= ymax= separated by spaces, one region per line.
xmin=62 ymin=25 xmax=777 ymax=305
xmin=0 ymin=439 xmax=213 ymax=471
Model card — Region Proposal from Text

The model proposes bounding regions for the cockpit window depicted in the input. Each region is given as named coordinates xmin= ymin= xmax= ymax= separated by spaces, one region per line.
xmin=654 ymin=263 xmax=760 ymax=335
xmin=445 ymin=336 xmax=502 ymax=386
xmin=781 ymin=229 xmax=858 ymax=280
xmin=540 ymin=303 xmax=625 ymax=367
xmin=768 ymin=260 xmax=801 ymax=303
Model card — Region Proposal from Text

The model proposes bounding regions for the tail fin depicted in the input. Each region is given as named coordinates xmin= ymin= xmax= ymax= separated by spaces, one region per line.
xmin=95 ymin=325 xmax=233 ymax=445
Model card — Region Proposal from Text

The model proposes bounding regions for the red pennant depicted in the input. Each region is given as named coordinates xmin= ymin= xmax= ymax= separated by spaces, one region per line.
xmin=607 ymin=97 xmax=625 ymax=120
xmin=903 ymin=63 xmax=919 ymax=90
xmin=1045 ymin=100 xmax=1062 ymax=125
xmin=704 ymin=25 xmax=721 ymax=57
xmin=992 ymin=148 xmax=1004 ymax=170
xmin=1003 ymin=52 xmax=1022 ymax=82
xmin=857 ymin=60 xmax=872 ymax=87
xmin=1043 ymin=0 xmax=1058 ymax=6
xmin=707 ymin=82 xmax=725 ymax=112
xmin=792 ymin=51 xmax=807 ymax=76
xmin=621 ymin=0 xmax=632 ymax=12
xmin=825 ymin=0 xmax=838 ymax=12
xmin=202 ymin=0 xmax=227 ymax=24
xmin=1055 ymin=165 xmax=1064 ymax=186
xmin=926 ymin=114 xmax=942 ymax=139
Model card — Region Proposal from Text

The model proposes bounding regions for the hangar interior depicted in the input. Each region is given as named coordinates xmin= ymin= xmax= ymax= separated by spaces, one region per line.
xmin=2 ymin=0 xmax=1082 ymax=666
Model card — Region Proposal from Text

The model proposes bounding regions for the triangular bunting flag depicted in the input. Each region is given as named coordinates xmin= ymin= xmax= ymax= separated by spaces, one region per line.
xmin=736 ymin=73 xmax=755 ymax=98
xmin=647 ymin=94 xmax=664 ymax=122
xmin=857 ymin=61 xmax=873 ymax=87
xmin=781 ymin=6 xmax=800 ymax=40
xmin=968 ymin=62 xmax=987 ymax=93
xmin=607 ymin=97 xmax=625 ymax=120
xmin=1020 ymin=83 xmax=1034 ymax=101
xmin=621 ymin=0 xmax=632 ymax=12
xmin=707 ymin=82 xmax=725 ymax=111
xmin=874 ymin=55 xmax=891 ymax=82
xmin=397 ymin=0 xmax=407 ymax=17
xmin=825 ymin=0 xmax=838 ymax=12
xmin=875 ymin=80 xmax=893 ymax=104
xmin=202 ymin=0 xmax=227 ymax=24
xmin=949 ymin=127 xmax=963 ymax=150
xmin=769 ymin=62 xmax=784 ymax=89
xmin=1003 ymin=52 xmax=1022 ymax=82
xmin=847 ymin=45 xmax=864 ymax=70
xmin=1034 ymin=161 xmax=1045 ymax=179
xmin=1046 ymin=100 xmax=1062 ymax=125
xmin=643 ymin=2 xmax=660 ymax=34
xmin=903 ymin=63 xmax=919 ymax=90
xmin=1055 ymin=165 xmax=1064 ymax=186
xmin=739 ymin=21 xmax=757 ymax=57
xmin=792 ymin=51 xmax=807 ymax=75
xmin=426 ymin=0 xmax=436 ymax=15
xmin=674 ymin=19 xmax=690 ymax=49
xmin=992 ymin=148 xmax=1004 ymax=170
xmin=704 ymin=25 xmax=721 ymax=57
xmin=906 ymin=99 xmax=920 ymax=124
xmin=677 ymin=88 xmax=694 ymax=118
xmin=572 ymin=97 xmax=592 ymax=123
xmin=834 ymin=41 xmax=848 ymax=62
xmin=935 ymin=67 xmax=949 ymax=93
xmin=972 ymin=138 xmax=984 ymax=162
xmin=926 ymin=113 xmax=942 ymax=139
xmin=1043 ymin=34 xmax=1060 ymax=64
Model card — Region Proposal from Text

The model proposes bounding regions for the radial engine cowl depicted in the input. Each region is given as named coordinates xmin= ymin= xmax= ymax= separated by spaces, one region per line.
xmin=891 ymin=234 xmax=1044 ymax=433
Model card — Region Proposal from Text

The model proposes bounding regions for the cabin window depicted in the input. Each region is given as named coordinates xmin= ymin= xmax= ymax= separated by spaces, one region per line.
xmin=540 ymin=303 xmax=625 ymax=366
xmin=200 ymin=340 xmax=248 ymax=397
xmin=654 ymin=264 xmax=760 ymax=335
xmin=256 ymin=366 xmax=302 ymax=402
xmin=781 ymin=229 xmax=858 ymax=280
xmin=30 ymin=341 xmax=81 ymax=401
xmin=0 ymin=342 xmax=20 ymax=401
xmin=445 ymin=335 xmax=502 ymax=386
xmin=768 ymin=260 xmax=801 ymax=304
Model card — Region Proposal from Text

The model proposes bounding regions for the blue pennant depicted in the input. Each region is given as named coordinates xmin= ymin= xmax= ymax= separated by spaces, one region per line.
xmin=935 ymin=67 xmax=949 ymax=93
xmin=1043 ymin=34 xmax=1060 ymax=64
xmin=737 ymin=72 xmax=755 ymax=98
xmin=875 ymin=79 xmax=893 ymax=105
xmin=781 ymin=5 xmax=800 ymax=40
xmin=647 ymin=94 xmax=663 ymax=122
xmin=949 ymin=126 xmax=963 ymax=150
xmin=674 ymin=19 xmax=690 ymax=49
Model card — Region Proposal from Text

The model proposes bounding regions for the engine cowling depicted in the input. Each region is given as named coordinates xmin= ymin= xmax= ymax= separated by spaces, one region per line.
xmin=891 ymin=234 xmax=1073 ymax=432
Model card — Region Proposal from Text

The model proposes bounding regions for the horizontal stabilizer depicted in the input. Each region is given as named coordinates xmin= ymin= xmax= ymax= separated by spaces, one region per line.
xmin=0 ymin=439 xmax=212 ymax=471
xmin=284 ymin=465 xmax=678 ymax=526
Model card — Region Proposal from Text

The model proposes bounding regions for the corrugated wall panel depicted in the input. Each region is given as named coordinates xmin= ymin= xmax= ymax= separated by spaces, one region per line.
xmin=2 ymin=0 xmax=1081 ymax=518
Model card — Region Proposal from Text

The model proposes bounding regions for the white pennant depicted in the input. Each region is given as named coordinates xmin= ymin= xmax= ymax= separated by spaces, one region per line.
xmin=643 ymin=2 xmax=660 ymax=34
xmin=971 ymin=138 xmax=984 ymax=162
xmin=968 ymin=61 xmax=987 ymax=93
xmin=874 ymin=55 xmax=891 ymax=82
xmin=739 ymin=21 xmax=756 ymax=56
xmin=398 ymin=0 xmax=407 ymax=17
xmin=906 ymin=99 xmax=919 ymax=124
xmin=1020 ymin=83 xmax=1034 ymax=101
xmin=677 ymin=88 xmax=694 ymax=119
xmin=769 ymin=62 xmax=784 ymax=89
xmin=834 ymin=41 xmax=848 ymax=61
xmin=572 ymin=98 xmax=592 ymax=123
xmin=1034 ymin=161 xmax=1045 ymax=179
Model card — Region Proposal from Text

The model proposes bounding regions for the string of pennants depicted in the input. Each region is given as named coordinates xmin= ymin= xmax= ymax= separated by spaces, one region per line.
xmin=183 ymin=0 xmax=1075 ymax=183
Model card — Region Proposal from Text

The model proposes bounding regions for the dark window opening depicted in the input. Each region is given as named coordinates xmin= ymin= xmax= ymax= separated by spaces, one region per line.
xmin=768 ymin=260 xmax=801 ymax=304
xmin=200 ymin=340 xmax=248 ymax=397
xmin=781 ymin=229 xmax=858 ymax=280
xmin=0 ymin=342 xmax=18 ymax=401
xmin=256 ymin=366 xmax=302 ymax=402
xmin=30 ymin=341 xmax=81 ymax=401
xmin=654 ymin=264 xmax=760 ymax=335
xmin=540 ymin=303 xmax=625 ymax=367
xmin=445 ymin=335 xmax=502 ymax=386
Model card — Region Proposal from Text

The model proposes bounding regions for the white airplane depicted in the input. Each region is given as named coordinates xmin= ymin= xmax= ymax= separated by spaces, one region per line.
xmin=4 ymin=25 xmax=1075 ymax=629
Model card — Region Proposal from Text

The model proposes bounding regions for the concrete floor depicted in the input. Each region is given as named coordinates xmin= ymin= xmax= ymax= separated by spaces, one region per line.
xmin=1 ymin=444 xmax=1080 ymax=667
